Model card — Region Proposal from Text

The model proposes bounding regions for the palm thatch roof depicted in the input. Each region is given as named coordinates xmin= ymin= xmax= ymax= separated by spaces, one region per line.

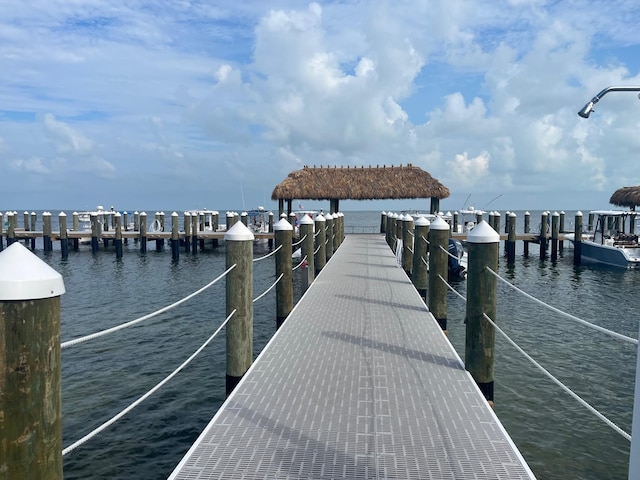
xmin=610 ymin=186 xmax=640 ymax=209
xmin=271 ymin=164 xmax=450 ymax=201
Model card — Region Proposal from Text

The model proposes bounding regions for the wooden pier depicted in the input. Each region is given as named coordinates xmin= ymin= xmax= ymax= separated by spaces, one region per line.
xmin=168 ymin=234 xmax=535 ymax=479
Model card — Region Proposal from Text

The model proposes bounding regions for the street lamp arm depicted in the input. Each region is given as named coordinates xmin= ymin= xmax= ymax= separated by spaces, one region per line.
xmin=578 ymin=85 xmax=640 ymax=118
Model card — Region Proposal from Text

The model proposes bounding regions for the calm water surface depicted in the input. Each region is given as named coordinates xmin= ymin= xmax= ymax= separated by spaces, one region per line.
xmin=23 ymin=210 xmax=636 ymax=479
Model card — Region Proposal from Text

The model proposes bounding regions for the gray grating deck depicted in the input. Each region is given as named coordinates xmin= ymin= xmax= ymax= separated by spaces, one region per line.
xmin=169 ymin=234 xmax=535 ymax=479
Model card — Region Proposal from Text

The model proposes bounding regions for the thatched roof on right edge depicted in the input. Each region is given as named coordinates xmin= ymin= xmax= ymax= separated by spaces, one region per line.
xmin=610 ymin=186 xmax=640 ymax=209
xmin=271 ymin=164 xmax=450 ymax=201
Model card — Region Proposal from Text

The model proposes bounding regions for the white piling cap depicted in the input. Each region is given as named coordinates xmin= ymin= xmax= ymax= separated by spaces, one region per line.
xmin=274 ymin=218 xmax=293 ymax=231
xmin=429 ymin=216 xmax=450 ymax=230
xmin=299 ymin=215 xmax=314 ymax=225
xmin=415 ymin=216 xmax=430 ymax=226
xmin=403 ymin=214 xmax=413 ymax=222
xmin=0 ymin=242 xmax=66 ymax=300
xmin=224 ymin=221 xmax=255 ymax=241
xmin=467 ymin=220 xmax=499 ymax=243
xmin=315 ymin=213 xmax=326 ymax=222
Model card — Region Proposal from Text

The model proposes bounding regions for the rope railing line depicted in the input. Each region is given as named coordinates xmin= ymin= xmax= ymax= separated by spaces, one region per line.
xmin=421 ymin=257 xmax=428 ymax=267
xmin=62 ymin=309 xmax=237 ymax=456
xmin=421 ymin=235 xmax=430 ymax=245
xmin=407 ymin=230 xmax=414 ymax=237
xmin=314 ymin=230 xmax=321 ymax=238
xmin=314 ymin=244 xmax=322 ymax=255
xmin=292 ymin=255 xmax=308 ymax=271
xmin=407 ymin=247 xmax=414 ymax=254
xmin=253 ymin=274 xmax=283 ymax=303
xmin=485 ymin=267 xmax=638 ymax=346
xmin=252 ymin=244 xmax=282 ymax=262
xmin=61 ymin=265 xmax=237 ymax=349
xmin=439 ymin=274 xmax=466 ymax=302
xmin=291 ymin=234 xmax=307 ymax=247
xmin=482 ymin=312 xmax=631 ymax=441
xmin=439 ymin=244 xmax=461 ymax=262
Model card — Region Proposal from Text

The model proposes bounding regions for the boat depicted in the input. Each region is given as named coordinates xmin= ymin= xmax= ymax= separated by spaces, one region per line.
xmin=565 ymin=210 xmax=640 ymax=268
xmin=456 ymin=207 xmax=486 ymax=234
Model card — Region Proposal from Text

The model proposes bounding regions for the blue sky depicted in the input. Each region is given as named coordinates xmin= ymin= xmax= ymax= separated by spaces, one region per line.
xmin=2 ymin=0 xmax=640 ymax=213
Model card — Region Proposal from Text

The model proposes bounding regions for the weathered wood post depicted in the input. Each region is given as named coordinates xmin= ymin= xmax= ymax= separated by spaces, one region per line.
xmin=22 ymin=211 xmax=30 ymax=246
xmin=402 ymin=214 xmax=414 ymax=276
xmin=241 ymin=212 xmax=248 ymax=227
xmin=412 ymin=216 xmax=430 ymax=301
xmin=155 ymin=212 xmax=164 ymax=252
xmin=59 ymin=212 xmax=69 ymax=260
xmin=551 ymin=211 xmax=560 ymax=261
xmin=465 ymin=220 xmax=499 ymax=405
xmin=133 ymin=212 xmax=140 ymax=244
xmin=91 ymin=212 xmax=100 ymax=253
xmin=539 ymin=211 xmax=549 ymax=260
xmin=428 ymin=216 xmax=450 ymax=332
xmin=225 ymin=222 xmax=254 ymax=396
xmin=191 ymin=213 xmax=199 ymax=254
xmin=171 ymin=212 xmax=179 ymax=261
xmin=314 ymin=213 xmax=326 ymax=274
xmin=268 ymin=212 xmax=274 ymax=250
xmin=506 ymin=212 xmax=516 ymax=264
xmin=6 ymin=212 xmax=15 ymax=246
xmin=573 ymin=212 xmax=583 ymax=266
xmin=29 ymin=212 xmax=36 ymax=250
xmin=0 ymin=211 xmax=4 ymax=251
xmin=139 ymin=212 xmax=148 ymax=254
xmin=524 ymin=211 xmax=530 ymax=257
xmin=274 ymin=218 xmax=293 ymax=329
xmin=476 ymin=210 xmax=484 ymax=225
xmin=299 ymin=214 xmax=315 ymax=290
xmin=114 ymin=213 xmax=123 ymax=258
xmin=380 ymin=211 xmax=387 ymax=234
xmin=212 ymin=211 xmax=220 ymax=249
xmin=385 ymin=212 xmax=393 ymax=248
xmin=395 ymin=213 xmax=403 ymax=254
xmin=0 ymin=242 xmax=65 ymax=479
xmin=72 ymin=212 xmax=80 ymax=251
xmin=43 ymin=212 xmax=52 ymax=253
xmin=183 ymin=212 xmax=191 ymax=253
xmin=493 ymin=212 xmax=501 ymax=234
xmin=453 ymin=211 xmax=459 ymax=233
xmin=122 ymin=211 xmax=129 ymax=246
xmin=325 ymin=213 xmax=334 ymax=262
xmin=559 ymin=211 xmax=565 ymax=251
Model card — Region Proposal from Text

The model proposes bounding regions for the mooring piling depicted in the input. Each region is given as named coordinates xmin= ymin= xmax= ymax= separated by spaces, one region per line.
xmin=314 ymin=213 xmax=326 ymax=274
xmin=402 ymin=214 xmax=414 ymax=276
xmin=224 ymin=222 xmax=254 ymax=396
xmin=412 ymin=216 xmax=430 ymax=301
xmin=574 ymin=211 xmax=583 ymax=266
xmin=299 ymin=214 xmax=315 ymax=288
xmin=428 ymin=216 xmax=450 ymax=333
xmin=0 ymin=242 xmax=66 ymax=479
xmin=59 ymin=212 xmax=69 ymax=259
xmin=275 ymin=218 xmax=293 ymax=329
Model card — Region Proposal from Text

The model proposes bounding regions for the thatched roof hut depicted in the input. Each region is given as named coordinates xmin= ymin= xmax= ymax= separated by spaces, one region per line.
xmin=610 ymin=186 xmax=640 ymax=210
xmin=271 ymin=164 xmax=449 ymax=214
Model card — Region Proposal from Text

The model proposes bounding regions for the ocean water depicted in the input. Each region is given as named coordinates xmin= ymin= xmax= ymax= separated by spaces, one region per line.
xmin=5 ymin=210 xmax=636 ymax=479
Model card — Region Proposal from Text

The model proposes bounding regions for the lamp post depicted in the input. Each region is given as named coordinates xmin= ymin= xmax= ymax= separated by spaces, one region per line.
xmin=577 ymin=85 xmax=640 ymax=118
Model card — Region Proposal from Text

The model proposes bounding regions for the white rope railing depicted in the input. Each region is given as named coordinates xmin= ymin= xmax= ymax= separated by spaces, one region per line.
xmin=421 ymin=235 xmax=430 ymax=245
xmin=439 ymin=244 xmax=460 ymax=261
xmin=291 ymin=234 xmax=307 ymax=247
xmin=314 ymin=229 xmax=321 ymax=238
xmin=486 ymin=267 xmax=638 ymax=345
xmin=482 ymin=312 xmax=631 ymax=441
xmin=252 ymin=244 xmax=282 ymax=262
xmin=314 ymin=244 xmax=322 ymax=255
xmin=292 ymin=255 xmax=308 ymax=271
xmin=62 ymin=309 xmax=237 ymax=456
xmin=61 ymin=265 xmax=237 ymax=349
xmin=253 ymin=274 xmax=283 ymax=303
xmin=439 ymin=274 xmax=466 ymax=301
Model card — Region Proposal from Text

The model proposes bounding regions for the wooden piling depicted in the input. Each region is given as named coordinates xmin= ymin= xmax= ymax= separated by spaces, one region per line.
xmin=170 ymin=212 xmax=179 ymax=261
xmin=241 ymin=212 xmax=248 ymax=226
xmin=465 ymin=220 xmax=499 ymax=404
xmin=0 ymin=212 xmax=4 ymax=251
xmin=402 ymin=214 xmax=414 ymax=276
xmin=268 ymin=212 xmax=274 ymax=249
xmin=299 ymin=215 xmax=315 ymax=289
xmin=155 ymin=212 xmax=164 ymax=252
xmin=314 ymin=214 xmax=326 ymax=274
xmin=395 ymin=214 xmax=402 ymax=253
xmin=551 ymin=212 xmax=559 ymax=261
xmin=574 ymin=212 xmax=583 ymax=266
xmin=524 ymin=211 xmax=530 ymax=257
xmin=506 ymin=212 xmax=516 ymax=264
xmin=0 ymin=242 xmax=65 ymax=479
xmin=412 ymin=216 xmax=430 ymax=301
xmin=43 ymin=212 xmax=52 ymax=253
xmin=385 ymin=213 xmax=393 ymax=248
xmin=559 ymin=211 xmax=565 ymax=251
xmin=59 ymin=212 xmax=68 ymax=259
xmin=325 ymin=214 xmax=334 ymax=262
xmin=380 ymin=211 xmax=387 ymax=234
xmin=192 ymin=213 xmax=199 ymax=254
xmin=184 ymin=212 xmax=191 ymax=252
xmin=539 ymin=211 xmax=548 ymax=260
xmin=275 ymin=218 xmax=293 ymax=329
xmin=139 ymin=212 xmax=148 ymax=254
xmin=225 ymin=222 xmax=254 ymax=396
xmin=6 ymin=212 xmax=15 ymax=246
xmin=71 ymin=212 xmax=80 ymax=251
xmin=115 ymin=213 xmax=123 ymax=258
xmin=428 ymin=216 xmax=449 ymax=332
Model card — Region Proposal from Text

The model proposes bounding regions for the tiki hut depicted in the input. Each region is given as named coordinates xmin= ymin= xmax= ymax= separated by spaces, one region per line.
xmin=610 ymin=186 xmax=640 ymax=210
xmin=271 ymin=164 xmax=450 ymax=214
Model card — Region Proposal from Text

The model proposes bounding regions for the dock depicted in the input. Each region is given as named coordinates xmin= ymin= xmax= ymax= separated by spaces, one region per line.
xmin=169 ymin=234 xmax=535 ymax=479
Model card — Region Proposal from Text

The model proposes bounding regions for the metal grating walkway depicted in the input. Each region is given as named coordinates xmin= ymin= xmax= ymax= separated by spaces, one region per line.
xmin=169 ymin=234 xmax=535 ymax=479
